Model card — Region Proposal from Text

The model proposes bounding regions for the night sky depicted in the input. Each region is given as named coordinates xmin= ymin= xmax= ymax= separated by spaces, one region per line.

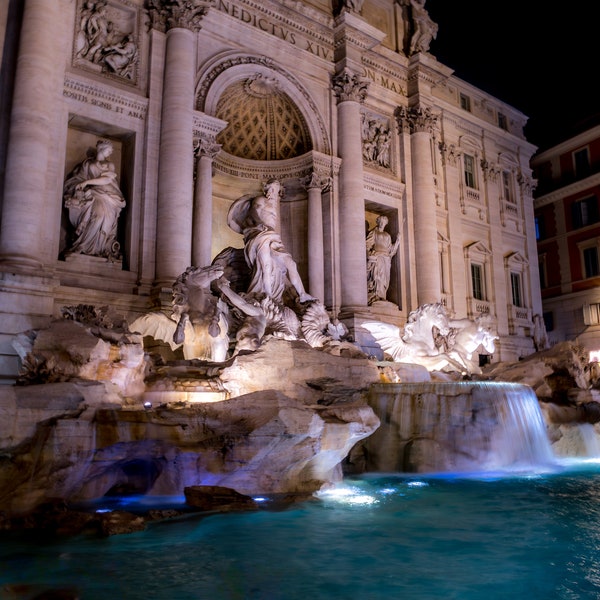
xmin=425 ymin=1 xmax=599 ymax=152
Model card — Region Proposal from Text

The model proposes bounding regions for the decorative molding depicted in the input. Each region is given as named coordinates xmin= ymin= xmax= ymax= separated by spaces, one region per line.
xmin=363 ymin=172 xmax=404 ymax=199
xmin=63 ymin=76 xmax=148 ymax=120
xmin=214 ymin=150 xmax=337 ymax=182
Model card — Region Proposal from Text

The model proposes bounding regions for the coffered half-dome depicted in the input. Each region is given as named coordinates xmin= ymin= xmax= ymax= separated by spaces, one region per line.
xmin=215 ymin=74 xmax=312 ymax=161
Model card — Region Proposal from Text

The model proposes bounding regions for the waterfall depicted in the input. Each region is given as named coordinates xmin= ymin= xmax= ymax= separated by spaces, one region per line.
xmin=363 ymin=381 xmax=556 ymax=474
xmin=577 ymin=423 xmax=600 ymax=457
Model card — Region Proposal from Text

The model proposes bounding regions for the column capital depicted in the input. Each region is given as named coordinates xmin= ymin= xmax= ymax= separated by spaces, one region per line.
xmin=332 ymin=69 xmax=369 ymax=104
xmin=145 ymin=0 xmax=213 ymax=33
xmin=194 ymin=136 xmax=221 ymax=159
xmin=394 ymin=105 xmax=437 ymax=134
xmin=302 ymin=171 xmax=332 ymax=193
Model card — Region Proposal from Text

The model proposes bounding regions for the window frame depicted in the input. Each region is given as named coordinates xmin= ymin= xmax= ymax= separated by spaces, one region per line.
xmin=463 ymin=153 xmax=477 ymax=189
xmin=471 ymin=262 xmax=485 ymax=301
xmin=510 ymin=271 xmax=523 ymax=307
xmin=502 ymin=170 xmax=515 ymax=203
xmin=572 ymin=196 xmax=599 ymax=229
xmin=460 ymin=93 xmax=471 ymax=112
xmin=573 ymin=147 xmax=591 ymax=179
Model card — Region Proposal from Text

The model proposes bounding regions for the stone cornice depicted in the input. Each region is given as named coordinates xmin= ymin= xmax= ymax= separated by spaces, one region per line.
xmin=362 ymin=53 xmax=408 ymax=86
xmin=533 ymin=172 xmax=600 ymax=209
xmin=363 ymin=172 xmax=404 ymax=199
xmin=63 ymin=75 xmax=148 ymax=120
xmin=333 ymin=11 xmax=386 ymax=52
xmin=214 ymin=150 xmax=339 ymax=181
xmin=192 ymin=112 xmax=228 ymax=138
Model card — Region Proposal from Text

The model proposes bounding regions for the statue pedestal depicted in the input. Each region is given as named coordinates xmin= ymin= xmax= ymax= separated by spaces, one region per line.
xmin=64 ymin=253 xmax=123 ymax=272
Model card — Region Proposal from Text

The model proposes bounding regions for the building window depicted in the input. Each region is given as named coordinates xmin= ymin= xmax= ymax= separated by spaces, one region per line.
xmin=510 ymin=272 xmax=523 ymax=306
xmin=535 ymin=215 xmax=545 ymax=240
xmin=460 ymin=93 xmax=471 ymax=112
xmin=464 ymin=154 xmax=476 ymax=189
xmin=572 ymin=196 xmax=599 ymax=229
xmin=498 ymin=112 xmax=507 ymax=130
xmin=573 ymin=147 xmax=591 ymax=179
xmin=502 ymin=170 xmax=514 ymax=203
xmin=543 ymin=311 xmax=554 ymax=332
xmin=583 ymin=246 xmax=600 ymax=278
xmin=471 ymin=263 xmax=484 ymax=300
xmin=584 ymin=303 xmax=600 ymax=325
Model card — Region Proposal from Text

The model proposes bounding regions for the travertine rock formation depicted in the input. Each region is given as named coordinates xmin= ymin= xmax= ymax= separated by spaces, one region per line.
xmin=1 ymin=325 xmax=381 ymax=517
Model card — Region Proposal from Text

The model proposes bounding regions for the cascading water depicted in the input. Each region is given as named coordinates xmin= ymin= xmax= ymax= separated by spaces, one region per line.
xmin=363 ymin=381 xmax=557 ymax=474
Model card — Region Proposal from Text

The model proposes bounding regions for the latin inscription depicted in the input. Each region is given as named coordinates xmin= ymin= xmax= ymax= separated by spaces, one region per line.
xmin=63 ymin=78 xmax=147 ymax=120
xmin=217 ymin=0 xmax=332 ymax=61
xmin=361 ymin=67 xmax=406 ymax=97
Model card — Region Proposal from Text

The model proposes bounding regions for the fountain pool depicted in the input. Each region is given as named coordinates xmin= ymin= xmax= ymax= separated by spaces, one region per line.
xmin=2 ymin=460 xmax=600 ymax=599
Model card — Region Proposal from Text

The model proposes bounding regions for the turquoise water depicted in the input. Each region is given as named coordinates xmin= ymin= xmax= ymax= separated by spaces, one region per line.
xmin=3 ymin=461 xmax=600 ymax=599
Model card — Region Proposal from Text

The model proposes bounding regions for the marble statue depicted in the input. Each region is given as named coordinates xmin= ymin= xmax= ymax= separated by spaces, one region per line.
xmin=103 ymin=34 xmax=138 ymax=79
xmin=131 ymin=181 xmax=357 ymax=361
xmin=398 ymin=0 xmax=437 ymax=56
xmin=227 ymin=181 xmax=315 ymax=305
xmin=63 ymin=139 xmax=126 ymax=261
xmin=366 ymin=215 xmax=400 ymax=304
xmin=445 ymin=315 xmax=498 ymax=373
xmin=362 ymin=303 xmax=497 ymax=374
xmin=130 ymin=264 xmax=268 ymax=361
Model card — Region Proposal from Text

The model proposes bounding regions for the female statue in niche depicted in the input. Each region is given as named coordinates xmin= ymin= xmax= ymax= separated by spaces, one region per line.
xmin=366 ymin=214 xmax=400 ymax=304
xmin=63 ymin=139 xmax=126 ymax=261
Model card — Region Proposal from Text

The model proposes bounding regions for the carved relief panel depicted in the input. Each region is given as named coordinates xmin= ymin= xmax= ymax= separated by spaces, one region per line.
xmin=73 ymin=0 xmax=141 ymax=85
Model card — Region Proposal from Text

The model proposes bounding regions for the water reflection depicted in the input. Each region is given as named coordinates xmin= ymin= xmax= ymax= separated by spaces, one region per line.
xmin=3 ymin=463 xmax=600 ymax=599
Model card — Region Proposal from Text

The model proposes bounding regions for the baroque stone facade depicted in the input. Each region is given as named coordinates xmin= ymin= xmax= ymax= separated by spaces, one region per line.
xmin=0 ymin=0 xmax=542 ymax=380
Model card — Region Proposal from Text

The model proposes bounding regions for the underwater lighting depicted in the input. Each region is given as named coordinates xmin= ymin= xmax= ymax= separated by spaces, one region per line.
xmin=407 ymin=480 xmax=428 ymax=488
xmin=95 ymin=508 xmax=112 ymax=513
xmin=143 ymin=401 xmax=152 ymax=409
xmin=253 ymin=497 xmax=268 ymax=503
xmin=316 ymin=486 xmax=378 ymax=506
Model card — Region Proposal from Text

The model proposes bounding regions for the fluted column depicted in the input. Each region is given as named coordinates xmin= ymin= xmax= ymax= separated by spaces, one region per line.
xmin=147 ymin=1 xmax=208 ymax=286
xmin=332 ymin=70 xmax=369 ymax=309
xmin=192 ymin=137 xmax=221 ymax=267
xmin=396 ymin=106 xmax=440 ymax=305
xmin=0 ymin=0 xmax=67 ymax=269
xmin=302 ymin=171 xmax=330 ymax=302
